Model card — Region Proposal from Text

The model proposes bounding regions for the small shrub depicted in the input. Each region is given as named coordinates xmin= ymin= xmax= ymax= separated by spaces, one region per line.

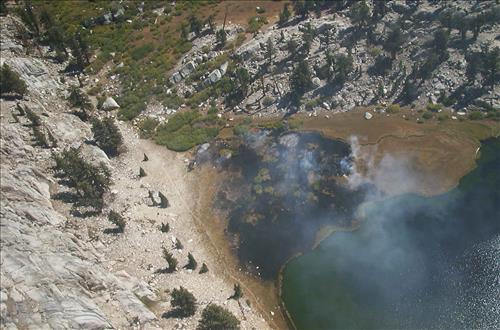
xmin=199 ymin=263 xmax=208 ymax=274
xmin=198 ymin=304 xmax=240 ymax=330
xmin=0 ymin=64 xmax=27 ymax=97
xmin=426 ymin=102 xmax=442 ymax=112
xmin=468 ymin=111 xmax=483 ymax=120
xmin=68 ymin=86 xmax=93 ymax=120
xmin=368 ymin=47 xmax=382 ymax=57
xmin=170 ymin=286 xmax=197 ymax=317
xmin=137 ymin=117 xmax=159 ymax=139
xmin=160 ymin=222 xmax=170 ymax=233
xmin=422 ymin=111 xmax=433 ymax=120
xmin=386 ymin=104 xmax=400 ymax=113
xmin=32 ymin=127 xmax=49 ymax=148
xmin=87 ymin=84 xmax=102 ymax=96
xmin=304 ymin=99 xmax=318 ymax=111
xmin=262 ymin=96 xmax=274 ymax=107
xmin=91 ymin=117 xmax=123 ymax=157
xmin=208 ymin=105 xmax=218 ymax=115
xmin=246 ymin=16 xmax=268 ymax=34
xmin=108 ymin=210 xmax=126 ymax=232
xmin=68 ymin=86 xmax=93 ymax=110
xmin=437 ymin=113 xmax=449 ymax=121
xmin=288 ymin=118 xmax=303 ymax=130
xmin=186 ymin=252 xmax=197 ymax=270
xmin=130 ymin=43 xmax=155 ymax=61
xmin=369 ymin=54 xmax=392 ymax=76
xmin=25 ymin=107 xmax=41 ymax=126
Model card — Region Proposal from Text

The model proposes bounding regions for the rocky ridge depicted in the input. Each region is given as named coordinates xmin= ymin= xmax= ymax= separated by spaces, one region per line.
xmin=161 ymin=0 xmax=499 ymax=118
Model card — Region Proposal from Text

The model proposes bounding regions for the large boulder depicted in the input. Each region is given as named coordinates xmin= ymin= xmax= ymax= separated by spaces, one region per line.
xmin=219 ymin=61 xmax=229 ymax=76
xmin=179 ymin=61 xmax=197 ymax=78
xmin=208 ymin=69 xmax=222 ymax=84
xmin=102 ymin=97 xmax=120 ymax=111
xmin=170 ymin=72 xmax=182 ymax=84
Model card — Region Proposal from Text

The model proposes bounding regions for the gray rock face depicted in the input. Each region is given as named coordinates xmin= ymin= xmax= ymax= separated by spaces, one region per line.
xmin=4 ymin=57 xmax=60 ymax=91
xmin=0 ymin=115 xmax=156 ymax=329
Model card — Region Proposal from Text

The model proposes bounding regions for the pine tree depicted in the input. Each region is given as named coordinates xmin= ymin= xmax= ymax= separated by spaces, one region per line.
xmin=265 ymin=38 xmax=275 ymax=66
xmin=91 ymin=117 xmax=123 ymax=157
xmin=230 ymin=283 xmax=243 ymax=300
xmin=53 ymin=148 xmax=111 ymax=211
xmin=186 ymin=252 xmax=197 ymax=270
xmin=189 ymin=14 xmax=202 ymax=37
xmin=198 ymin=304 xmax=240 ymax=330
xmin=293 ymin=0 xmax=308 ymax=19
xmin=290 ymin=59 xmax=312 ymax=103
xmin=301 ymin=23 xmax=315 ymax=53
xmin=75 ymin=32 xmax=90 ymax=65
xmin=199 ymin=263 xmax=209 ymax=274
xmin=170 ymin=287 xmax=197 ymax=317
xmin=139 ymin=167 xmax=146 ymax=177
xmin=278 ymin=3 xmax=291 ymax=26
xmin=384 ymin=25 xmax=404 ymax=59
xmin=206 ymin=14 xmax=216 ymax=34
xmin=159 ymin=191 xmax=170 ymax=208
xmin=175 ymin=238 xmax=183 ymax=250
xmin=20 ymin=0 xmax=40 ymax=37
xmin=216 ymin=29 xmax=227 ymax=47
xmin=160 ymin=222 xmax=170 ymax=233
xmin=350 ymin=0 xmax=370 ymax=27
xmin=163 ymin=247 xmax=178 ymax=272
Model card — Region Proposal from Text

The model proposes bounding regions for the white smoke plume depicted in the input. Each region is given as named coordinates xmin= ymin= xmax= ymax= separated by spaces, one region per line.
xmin=344 ymin=135 xmax=422 ymax=197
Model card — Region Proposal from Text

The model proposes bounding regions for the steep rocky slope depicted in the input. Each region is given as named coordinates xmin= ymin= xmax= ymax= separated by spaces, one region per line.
xmin=0 ymin=15 xmax=158 ymax=329
xmin=0 ymin=14 xmax=270 ymax=330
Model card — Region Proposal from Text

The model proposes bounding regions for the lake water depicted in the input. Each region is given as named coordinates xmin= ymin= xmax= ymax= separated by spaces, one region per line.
xmin=282 ymin=137 xmax=500 ymax=329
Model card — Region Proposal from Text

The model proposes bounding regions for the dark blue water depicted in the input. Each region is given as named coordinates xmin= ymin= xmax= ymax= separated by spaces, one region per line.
xmin=282 ymin=137 xmax=500 ymax=329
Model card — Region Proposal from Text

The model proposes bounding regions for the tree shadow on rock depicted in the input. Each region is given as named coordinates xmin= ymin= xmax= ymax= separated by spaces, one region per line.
xmin=70 ymin=208 xmax=100 ymax=218
xmin=103 ymin=227 xmax=123 ymax=235
xmin=161 ymin=309 xmax=186 ymax=319
xmin=52 ymin=191 xmax=79 ymax=203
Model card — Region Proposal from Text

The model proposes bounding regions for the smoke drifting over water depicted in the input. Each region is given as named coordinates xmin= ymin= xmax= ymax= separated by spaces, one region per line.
xmin=204 ymin=127 xmax=498 ymax=328
xmin=282 ymin=137 xmax=500 ymax=329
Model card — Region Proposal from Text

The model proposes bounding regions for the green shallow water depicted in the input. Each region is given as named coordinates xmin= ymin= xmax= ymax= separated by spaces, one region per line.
xmin=282 ymin=137 xmax=500 ymax=329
